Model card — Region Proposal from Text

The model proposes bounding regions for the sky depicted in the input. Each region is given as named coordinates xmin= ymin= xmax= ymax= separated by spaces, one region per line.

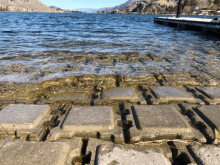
xmin=40 ymin=0 xmax=127 ymax=10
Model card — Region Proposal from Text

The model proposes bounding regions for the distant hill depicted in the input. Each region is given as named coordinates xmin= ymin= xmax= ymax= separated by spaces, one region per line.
xmin=71 ymin=8 xmax=97 ymax=13
xmin=97 ymin=0 xmax=220 ymax=15
xmin=0 ymin=0 xmax=72 ymax=12
xmin=105 ymin=0 xmax=146 ymax=11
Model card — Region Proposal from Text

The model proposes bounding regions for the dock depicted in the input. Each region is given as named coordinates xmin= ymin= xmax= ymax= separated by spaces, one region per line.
xmin=154 ymin=17 xmax=220 ymax=34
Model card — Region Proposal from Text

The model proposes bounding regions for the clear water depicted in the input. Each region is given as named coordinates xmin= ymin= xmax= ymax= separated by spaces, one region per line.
xmin=0 ymin=12 xmax=219 ymax=83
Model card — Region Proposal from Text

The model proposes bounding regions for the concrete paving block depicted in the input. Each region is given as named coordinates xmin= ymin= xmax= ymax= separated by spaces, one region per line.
xmin=188 ymin=144 xmax=220 ymax=165
xmin=87 ymin=139 xmax=172 ymax=165
xmin=194 ymin=105 xmax=220 ymax=143
xmin=196 ymin=87 xmax=220 ymax=104
xmin=102 ymin=87 xmax=145 ymax=103
xmin=0 ymin=137 xmax=82 ymax=165
xmin=125 ymin=104 xmax=206 ymax=143
xmin=0 ymin=104 xmax=52 ymax=141
xmin=150 ymin=87 xmax=201 ymax=104
xmin=47 ymin=106 xmax=124 ymax=143
xmin=48 ymin=92 xmax=90 ymax=104
xmin=86 ymin=138 xmax=114 ymax=165
xmin=170 ymin=141 xmax=197 ymax=164
xmin=180 ymin=103 xmax=214 ymax=141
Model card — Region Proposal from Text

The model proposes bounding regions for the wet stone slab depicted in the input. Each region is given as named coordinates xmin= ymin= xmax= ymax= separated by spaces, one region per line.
xmin=194 ymin=105 xmax=220 ymax=143
xmin=0 ymin=137 xmax=82 ymax=165
xmin=0 ymin=104 xmax=52 ymax=141
xmin=47 ymin=106 xmax=123 ymax=143
xmin=150 ymin=87 xmax=201 ymax=104
xmin=196 ymin=87 xmax=220 ymax=104
xmin=86 ymin=139 xmax=172 ymax=165
xmin=125 ymin=104 xmax=205 ymax=143
xmin=189 ymin=145 xmax=220 ymax=165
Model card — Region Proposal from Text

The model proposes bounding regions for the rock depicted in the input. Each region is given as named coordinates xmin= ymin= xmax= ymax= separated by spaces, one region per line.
xmin=0 ymin=4 xmax=6 ymax=11
xmin=6 ymin=6 xmax=16 ymax=11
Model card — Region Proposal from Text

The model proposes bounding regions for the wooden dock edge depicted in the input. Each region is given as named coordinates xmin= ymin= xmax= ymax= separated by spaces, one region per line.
xmin=154 ymin=17 xmax=220 ymax=34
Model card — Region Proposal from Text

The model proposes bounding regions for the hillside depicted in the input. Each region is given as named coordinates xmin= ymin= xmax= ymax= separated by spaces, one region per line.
xmin=0 ymin=0 xmax=69 ymax=12
xmin=97 ymin=0 xmax=220 ymax=14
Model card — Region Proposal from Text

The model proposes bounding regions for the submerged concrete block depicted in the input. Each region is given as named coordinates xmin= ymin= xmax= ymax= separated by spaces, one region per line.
xmin=86 ymin=139 xmax=172 ymax=165
xmin=124 ymin=72 xmax=157 ymax=85
xmin=125 ymin=104 xmax=205 ymax=143
xmin=0 ymin=137 xmax=82 ymax=165
xmin=78 ymin=75 xmax=116 ymax=87
xmin=47 ymin=92 xmax=90 ymax=104
xmin=162 ymin=73 xmax=200 ymax=86
xmin=103 ymin=87 xmax=138 ymax=101
xmin=189 ymin=145 xmax=220 ymax=165
xmin=47 ymin=106 xmax=123 ymax=143
xmin=196 ymin=87 xmax=220 ymax=104
xmin=194 ymin=105 xmax=220 ymax=143
xmin=150 ymin=87 xmax=201 ymax=104
xmin=0 ymin=104 xmax=52 ymax=141
xmin=102 ymin=87 xmax=146 ymax=104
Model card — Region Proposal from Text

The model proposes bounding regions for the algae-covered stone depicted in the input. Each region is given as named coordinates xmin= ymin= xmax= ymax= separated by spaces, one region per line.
xmin=48 ymin=106 xmax=123 ymax=143
xmin=125 ymin=104 xmax=205 ymax=143
xmin=0 ymin=104 xmax=52 ymax=141
xmin=0 ymin=138 xmax=82 ymax=165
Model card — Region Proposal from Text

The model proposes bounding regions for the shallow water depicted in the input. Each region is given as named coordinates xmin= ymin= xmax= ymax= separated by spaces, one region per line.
xmin=0 ymin=12 xmax=219 ymax=83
